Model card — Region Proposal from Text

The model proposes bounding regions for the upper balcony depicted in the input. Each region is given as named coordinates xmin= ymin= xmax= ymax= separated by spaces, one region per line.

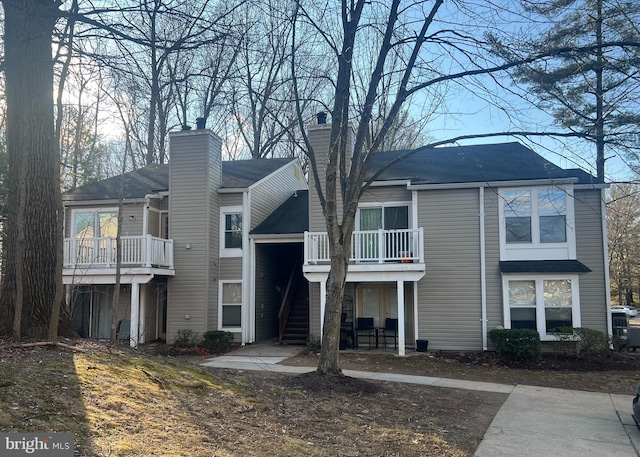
xmin=303 ymin=228 xmax=426 ymax=281
xmin=63 ymin=235 xmax=174 ymax=280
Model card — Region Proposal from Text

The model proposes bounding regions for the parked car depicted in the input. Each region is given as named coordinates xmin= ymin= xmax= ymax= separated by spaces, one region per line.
xmin=611 ymin=305 xmax=638 ymax=317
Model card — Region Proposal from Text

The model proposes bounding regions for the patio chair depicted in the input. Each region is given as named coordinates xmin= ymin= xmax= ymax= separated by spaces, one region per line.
xmin=381 ymin=318 xmax=398 ymax=349
xmin=355 ymin=317 xmax=375 ymax=348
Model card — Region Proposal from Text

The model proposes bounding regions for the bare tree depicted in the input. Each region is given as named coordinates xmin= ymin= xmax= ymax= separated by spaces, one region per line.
xmin=607 ymin=183 xmax=640 ymax=305
xmin=1 ymin=0 xmax=65 ymax=340
xmin=290 ymin=0 xmax=635 ymax=375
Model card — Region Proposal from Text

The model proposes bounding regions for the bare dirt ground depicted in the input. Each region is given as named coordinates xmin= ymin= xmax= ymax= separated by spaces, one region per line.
xmin=0 ymin=340 xmax=505 ymax=457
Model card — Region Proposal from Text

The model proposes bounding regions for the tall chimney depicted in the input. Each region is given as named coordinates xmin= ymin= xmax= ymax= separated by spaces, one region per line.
xmin=196 ymin=117 xmax=207 ymax=129
xmin=316 ymin=112 xmax=327 ymax=124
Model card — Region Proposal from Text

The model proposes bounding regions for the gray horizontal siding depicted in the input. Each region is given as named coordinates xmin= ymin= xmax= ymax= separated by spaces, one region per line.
xmin=575 ymin=189 xmax=607 ymax=332
xmin=168 ymin=131 xmax=221 ymax=341
xmin=250 ymin=161 xmax=307 ymax=230
xmin=359 ymin=187 xmax=411 ymax=204
xmin=417 ymin=188 xmax=483 ymax=350
xmin=220 ymin=193 xmax=242 ymax=207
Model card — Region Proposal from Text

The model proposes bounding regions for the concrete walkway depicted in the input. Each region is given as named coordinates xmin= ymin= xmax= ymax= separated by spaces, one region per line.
xmin=201 ymin=344 xmax=640 ymax=457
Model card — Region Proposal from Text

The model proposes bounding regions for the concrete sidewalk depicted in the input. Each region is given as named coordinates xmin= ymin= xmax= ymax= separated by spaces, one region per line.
xmin=201 ymin=344 xmax=640 ymax=457
xmin=474 ymin=385 xmax=639 ymax=457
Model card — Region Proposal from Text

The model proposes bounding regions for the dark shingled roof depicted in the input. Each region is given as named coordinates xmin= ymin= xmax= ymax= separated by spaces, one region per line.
xmin=222 ymin=158 xmax=293 ymax=188
xmin=500 ymin=260 xmax=592 ymax=274
xmin=63 ymin=164 xmax=169 ymax=201
xmin=368 ymin=142 xmax=598 ymax=185
xmin=251 ymin=190 xmax=309 ymax=235
xmin=64 ymin=158 xmax=295 ymax=201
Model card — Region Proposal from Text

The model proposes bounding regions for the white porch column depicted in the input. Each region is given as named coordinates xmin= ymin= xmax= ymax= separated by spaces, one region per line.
xmin=139 ymin=285 xmax=147 ymax=344
xmin=320 ymin=280 xmax=326 ymax=340
xmin=130 ymin=283 xmax=140 ymax=348
xmin=397 ymin=280 xmax=406 ymax=356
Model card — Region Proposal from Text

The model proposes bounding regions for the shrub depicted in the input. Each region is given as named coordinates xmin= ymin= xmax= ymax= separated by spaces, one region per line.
xmin=553 ymin=327 xmax=612 ymax=358
xmin=306 ymin=335 xmax=321 ymax=353
xmin=202 ymin=330 xmax=234 ymax=353
xmin=488 ymin=328 xmax=541 ymax=360
xmin=173 ymin=329 xmax=201 ymax=347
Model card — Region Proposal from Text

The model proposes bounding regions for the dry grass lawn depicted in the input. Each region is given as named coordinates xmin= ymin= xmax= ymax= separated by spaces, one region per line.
xmin=0 ymin=342 xmax=505 ymax=457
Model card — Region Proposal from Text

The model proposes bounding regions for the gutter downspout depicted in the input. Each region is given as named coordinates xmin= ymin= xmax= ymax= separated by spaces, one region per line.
xmin=480 ymin=187 xmax=488 ymax=350
xmin=602 ymin=190 xmax=612 ymax=338
xmin=143 ymin=193 xmax=164 ymax=236
xmin=242 ymin=191 xmax=251 ymax=345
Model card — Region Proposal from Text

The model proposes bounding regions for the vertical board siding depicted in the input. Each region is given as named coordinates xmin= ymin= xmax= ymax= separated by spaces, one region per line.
xmin=250 ymin=161 xmax=307 ymax=229
xmin=574 ymin=189 xmax=607 ymax=332
xmin=417 ymin=188 xmax=483 ymax=350
xmin=168 ymin=131 xmax=221 ymax=341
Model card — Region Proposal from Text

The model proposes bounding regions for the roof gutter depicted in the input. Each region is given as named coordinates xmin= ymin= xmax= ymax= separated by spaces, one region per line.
xmin=407 ymin=177 xmax=579 ymax=191
xmin=63 ymin=198 xmax=148 ymax=206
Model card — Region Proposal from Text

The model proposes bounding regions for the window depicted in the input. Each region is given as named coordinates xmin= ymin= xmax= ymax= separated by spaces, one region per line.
xmin=538 ymin=190 xmax=566 ymax=243
xmin=71 ymin=209 xmax=118 ymax=264
xmin=504 ymin=275 xmax=579 ymax=339
xmin=220 ymin=207 xmax=243 ymax=256
xmin=357 ymin=204 xmax=410 ymax=261
xmin=359 ymin=206 xmax=409 ymax=231
xmin=503 ymin=188 xmax=567 ymax=245
xmin=73 ymin=209 xmax=118 ymax=239
xmin=220 ymin=281 xmax=242 ymax=328
xmin=499 ymin=186 xmax=574 ymax=261
xmin=504 ymin=191 xmax=531 ymax=243
xmin=224 ymin=214 xmax=242 ymax=248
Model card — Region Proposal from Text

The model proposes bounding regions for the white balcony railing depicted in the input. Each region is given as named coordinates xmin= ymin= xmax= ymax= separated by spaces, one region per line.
xmin=64 ymin=235 xmax=174 ymax=269
xmin=304 ymin=228 xmax=424 ymax=265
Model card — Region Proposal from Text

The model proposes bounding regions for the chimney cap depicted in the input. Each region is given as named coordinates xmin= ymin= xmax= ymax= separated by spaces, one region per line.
xmin=181 ymin=124 xmax=192 ymax=131
xmin=317 ymin=112 xmax=327 ymax=124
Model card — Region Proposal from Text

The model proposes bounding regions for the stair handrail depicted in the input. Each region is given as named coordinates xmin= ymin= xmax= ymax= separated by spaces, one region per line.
xmin=278 ymin=267 xmax=299 ymax=342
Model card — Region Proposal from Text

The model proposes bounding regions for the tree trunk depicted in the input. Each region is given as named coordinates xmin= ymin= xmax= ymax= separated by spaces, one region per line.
xmin=0 ymin=0 xmax=64 ymax=339
xmin=316 ymin=247 xmax=349 ymax=375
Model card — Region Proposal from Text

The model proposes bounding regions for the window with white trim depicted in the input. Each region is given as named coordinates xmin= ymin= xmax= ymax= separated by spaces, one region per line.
xmin=499 ymin=186 xmax=575 ymax=261
xmin=356 ymin=203 xmax=411 ymax=262
xmin=503 ymin=275 xmax=580 ymax=339
xmin=71 ymin=208 xmax=119 ymax=264
xmin=220 ymin=281 xmax=242 ymax=328
xmin=220 ymin=206 xmax=243 ymax=257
